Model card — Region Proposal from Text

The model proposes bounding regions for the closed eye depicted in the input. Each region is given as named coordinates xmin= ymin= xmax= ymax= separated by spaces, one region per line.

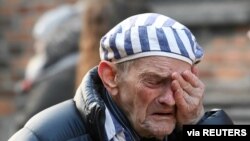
xmin=145 ymin=78 xmax=162 ymax=85
xmin=143 ymin=78 xmax=170 ymax=88
xmin=139 ymin=72 xmax=171 ymax=88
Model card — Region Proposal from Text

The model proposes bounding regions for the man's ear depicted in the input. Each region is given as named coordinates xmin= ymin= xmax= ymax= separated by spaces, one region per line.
xmin=98 ymin=61 xmax=118 ymax=96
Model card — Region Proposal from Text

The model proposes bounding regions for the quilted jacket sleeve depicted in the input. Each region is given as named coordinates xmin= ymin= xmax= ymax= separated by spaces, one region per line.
xmin=8 ymin=100 xmax=91 ymax=141
xmin=8 ymin=127 xmax=39 ymax=141
xmin=197 ymin=109 xmax=234 ymax=125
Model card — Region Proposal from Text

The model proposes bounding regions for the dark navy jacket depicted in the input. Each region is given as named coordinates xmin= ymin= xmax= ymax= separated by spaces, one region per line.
xmin=9 ymin=67 xmax=233 ymax=141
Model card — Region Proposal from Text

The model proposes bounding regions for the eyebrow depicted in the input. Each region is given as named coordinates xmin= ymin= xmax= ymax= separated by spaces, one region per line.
xmin=138 ymin=71 xmax=171 ymax=79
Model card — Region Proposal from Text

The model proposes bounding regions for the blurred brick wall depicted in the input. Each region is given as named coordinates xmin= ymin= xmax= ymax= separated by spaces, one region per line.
xmin=198 ymin=26 xmax=250 ymax=81
xmin=194 ymin=26 xmax=250 ymax=124
xmin=0 ymin=0 xmax=77 ymax=115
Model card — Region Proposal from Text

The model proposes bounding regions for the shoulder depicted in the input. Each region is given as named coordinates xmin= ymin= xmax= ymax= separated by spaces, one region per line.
xmin=9 ymin=100 xmax=92 ymax=141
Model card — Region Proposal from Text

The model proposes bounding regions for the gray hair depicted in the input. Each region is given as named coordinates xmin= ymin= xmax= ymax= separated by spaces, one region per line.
xmin=114 ymin=60 xmax=136 ymax=83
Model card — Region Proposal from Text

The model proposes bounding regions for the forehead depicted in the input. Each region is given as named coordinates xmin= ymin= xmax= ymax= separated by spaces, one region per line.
xmin=132 ymin=56 xmax=191 ymax=75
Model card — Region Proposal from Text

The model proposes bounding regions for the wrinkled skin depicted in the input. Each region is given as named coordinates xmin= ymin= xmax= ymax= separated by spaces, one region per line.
xmin=99 ymin=56 xmax=205 ymax=140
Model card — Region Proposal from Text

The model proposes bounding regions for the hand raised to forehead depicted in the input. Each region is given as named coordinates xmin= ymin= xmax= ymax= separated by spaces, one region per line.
xmin=171 ymin=65 xmax=205 ymax=126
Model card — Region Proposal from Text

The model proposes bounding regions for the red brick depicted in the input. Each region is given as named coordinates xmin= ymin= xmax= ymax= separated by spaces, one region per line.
xmin=5 ymin=31 xmax=32 ymax=42
xmin=65 ymin=0 xmax=78 ymax=4
xmin=243 ymin=51 xmax=250 ymax=65
xmin=0 ymin=6 xmax=15 ymax=16
xmin=10 ymin=54 xmax=30 ymax=69
xmin=223 ymin=49 xmax=245 ymax=64
xmin=203 ymin=52 xmax=224 ymax=63
xmin=214 ymin=67 xmax=247 ymax=80
xmin=210 ymin=36 xmax=231 ymax=49
xmin=33 ymin=3 xmax=56 ymax=13
xmin=231 ymin=34 xmax=249 ymax=48
xmin=5 ymin=0 xmax=21 ymax=6
xmin=17 ymin=6 xmax=32 ymax=14
xmin=20 ymin=15 xmax=38 ymax=31
xmin=0 ymin=99 xmax=15 ymax=115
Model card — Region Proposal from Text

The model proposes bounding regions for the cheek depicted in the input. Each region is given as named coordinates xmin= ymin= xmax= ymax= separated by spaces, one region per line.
xmin=134 ymin=85 xmax=160 ymax=115
xmin=121 ymin=83 xmax=156 ymax=116
xmin=136 ymin=87 xmax=157 ymax=104
xmin=118 ymin=82 xmax=138 ymax=113
xmin=136 ymin=82 xmax=164 ymax=104
xmin=118 ymin=81 xmax=161 ymax=123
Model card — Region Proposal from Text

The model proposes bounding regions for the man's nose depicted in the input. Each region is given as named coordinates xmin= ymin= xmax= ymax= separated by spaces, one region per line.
xmin=157 ymin=88 xmax=175 ymax=106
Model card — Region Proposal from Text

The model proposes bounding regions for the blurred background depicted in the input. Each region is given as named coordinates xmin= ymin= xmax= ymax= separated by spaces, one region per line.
xmin=0 ymin=0 xmax=250 ymax=140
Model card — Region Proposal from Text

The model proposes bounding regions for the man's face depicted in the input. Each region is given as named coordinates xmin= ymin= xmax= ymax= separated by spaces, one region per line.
xmin=115 ymin=56 xmax=191 ymax=139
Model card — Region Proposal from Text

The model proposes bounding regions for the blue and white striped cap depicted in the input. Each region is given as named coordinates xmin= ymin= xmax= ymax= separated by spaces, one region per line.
xmin=100 ymin=13 xmax=204 ymax=65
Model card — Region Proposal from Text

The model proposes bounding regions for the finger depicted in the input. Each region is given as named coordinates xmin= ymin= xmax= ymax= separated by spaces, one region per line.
xmin=191 ymin=65 xmax=199 ymax=76
xmin=172 ymin=72 xmax=193 ymax=94
xmin=182 ymin=70 xmax=201 ymax=88
xmin=171 ymin=80 xmax=187 ymax=108
xmin=172 ymin=79 xmax=199 ymax=104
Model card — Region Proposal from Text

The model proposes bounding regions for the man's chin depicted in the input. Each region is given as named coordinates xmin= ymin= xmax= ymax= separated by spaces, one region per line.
xmin=141 ymin=121 xmax=176 ymax=139
xmin=152 ymin=125 xmax=175 ymax=137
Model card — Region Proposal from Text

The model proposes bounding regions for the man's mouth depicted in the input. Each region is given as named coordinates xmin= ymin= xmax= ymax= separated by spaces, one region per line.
xmin=153 ymin=112 xmax=172 ymax=116
xmin=151 ymin=111 xmax=175 ymax=120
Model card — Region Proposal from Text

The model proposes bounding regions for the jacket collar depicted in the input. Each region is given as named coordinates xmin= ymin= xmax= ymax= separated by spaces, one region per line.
xmin=73 ymin=67 xmax=141 ymax=141
xmin=74 ymin=67 xmax=106 ymax=141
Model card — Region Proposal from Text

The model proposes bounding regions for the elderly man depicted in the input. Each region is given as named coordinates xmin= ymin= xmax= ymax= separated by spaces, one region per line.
xmin=9 ymin=13 xmax=233 ymax=141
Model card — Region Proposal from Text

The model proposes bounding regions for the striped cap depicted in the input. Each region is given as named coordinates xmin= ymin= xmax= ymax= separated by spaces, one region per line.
xmin=100 ymin=13 xmax=204 ymax=65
